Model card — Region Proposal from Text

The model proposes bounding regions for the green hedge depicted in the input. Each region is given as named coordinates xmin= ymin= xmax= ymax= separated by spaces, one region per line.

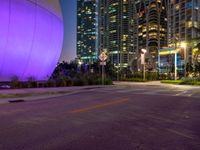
xmin=121 ymin=71 xmax=158 ymax=82
xmin=160 ymin=80 xmax=182 ymax=84
xmin=121 ymin=78 xmax=147 ymax=82
xmin=10 ymin=75 xmax=113 ymax=88
xmin=161 ymin=80 xmax=200 ymax=85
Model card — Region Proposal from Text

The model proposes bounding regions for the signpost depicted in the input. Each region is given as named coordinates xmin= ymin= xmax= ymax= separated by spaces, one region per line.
xmin=99 ymin=51 xmax=108 ymax=85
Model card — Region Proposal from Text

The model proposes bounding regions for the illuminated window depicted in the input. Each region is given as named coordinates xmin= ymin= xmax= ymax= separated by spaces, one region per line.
xmin=122 ymin=35 xmax=128 ymax=41
xmin=150 ymin=3 xmax=156 ymax=8
xmin=110 ymin=16 xmax=116 ymax=23
xmin=142 ymin=26 xmax=147 ymax=32
xmin=175 ymin=4 xmax=179 ymax=10
xmin=186 ymin=21 xmax=192 ymax=28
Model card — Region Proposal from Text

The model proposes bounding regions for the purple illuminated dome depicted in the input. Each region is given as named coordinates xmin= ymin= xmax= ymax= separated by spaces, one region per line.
xmin=0 ymin=0 xmax=64 ymax=81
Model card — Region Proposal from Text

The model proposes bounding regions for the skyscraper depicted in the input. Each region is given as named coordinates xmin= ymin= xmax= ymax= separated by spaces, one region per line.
xmin=168 ymin=0 xmax=200 ymax=45
xmin=77 ymin=0 xmax=200 ymax=73
xmin=167 ymin=0 xmax=200 ymax=62
xmin=99 ymin=0 xmax=136 ymax=69
xmin=134 ymin=0 xmax=168 ymax=70
xmin=77 ymin=0 xmax=98 ymax=63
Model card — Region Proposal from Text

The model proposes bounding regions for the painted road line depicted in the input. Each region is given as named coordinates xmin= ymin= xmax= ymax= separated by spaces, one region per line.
xmin=175 ymin=91 xmax=187 ymax=96
xmin=166 ymin=129 xmax=194 ymax=139
xmin=70 ymin=98 xmax=129 ymax=113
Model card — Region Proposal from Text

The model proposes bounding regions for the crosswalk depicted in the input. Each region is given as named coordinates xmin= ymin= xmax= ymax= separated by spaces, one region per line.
xmin=95 ymin=86 xmax=200 ymax=98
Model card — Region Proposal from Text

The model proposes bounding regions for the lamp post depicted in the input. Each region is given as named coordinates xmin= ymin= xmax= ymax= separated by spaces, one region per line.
xmin=99 ymin=50 xmax=108 ymax=85
xmin=141 ymin=49 xmax=147 ymax=81
xmin=174 ymin=37 xmax=178 ymax=80
xmin=181 ymin=42 xmax=187 ymax=78
xmin=175 ymin=49 xmax=177 ymax=80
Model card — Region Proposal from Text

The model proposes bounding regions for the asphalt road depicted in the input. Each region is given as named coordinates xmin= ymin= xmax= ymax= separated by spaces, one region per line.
xmin=0 ymin=84 xmax=200 ymax=150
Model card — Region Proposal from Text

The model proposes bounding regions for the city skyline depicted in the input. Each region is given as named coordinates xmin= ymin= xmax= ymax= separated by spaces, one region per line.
xmin=76 ymin=0 xmax=200 ymax=75
xmin=60 ymin=0 xmax=200 ymax=63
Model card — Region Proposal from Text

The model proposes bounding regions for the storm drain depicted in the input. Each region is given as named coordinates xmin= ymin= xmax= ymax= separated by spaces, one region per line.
xmin=8 ymin=99 xmax=25 ymax=103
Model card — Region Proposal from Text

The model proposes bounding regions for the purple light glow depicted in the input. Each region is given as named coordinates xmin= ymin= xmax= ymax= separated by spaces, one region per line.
xmin=0 ymin=0 xmax=63 ymax=81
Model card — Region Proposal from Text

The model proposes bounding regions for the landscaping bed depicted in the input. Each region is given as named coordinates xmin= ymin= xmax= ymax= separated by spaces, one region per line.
xmin=161 ymin=80 xmax=200 ymax=85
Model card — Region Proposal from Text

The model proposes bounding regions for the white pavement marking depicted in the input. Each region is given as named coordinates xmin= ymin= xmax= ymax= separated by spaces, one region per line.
xmin=176 ymin=91 xmax=187 ymax=96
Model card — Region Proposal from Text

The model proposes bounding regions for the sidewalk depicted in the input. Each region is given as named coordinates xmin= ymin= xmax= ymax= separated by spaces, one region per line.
xmin=0 ymin=85 xmax=103 ymax=104
xmin=113 ymin=81 xmax=200 ymax=89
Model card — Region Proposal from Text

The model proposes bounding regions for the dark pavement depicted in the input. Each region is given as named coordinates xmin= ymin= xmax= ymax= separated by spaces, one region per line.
xmin=0 ymin=84 xmax=200 ymax=150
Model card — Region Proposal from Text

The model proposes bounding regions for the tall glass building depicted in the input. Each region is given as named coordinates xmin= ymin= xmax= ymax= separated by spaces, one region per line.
xmin=167 ymin=0 xmax=200 ymax=62
xmin=134 ymin=0 xmax=168 ymax=70
xmin=168 ymin=0 xmax=200 ymax=45
xmin=98 ymin=0 xmax=136 ymax=68
xmin=77 ymin=0 xmax=98 ymax=63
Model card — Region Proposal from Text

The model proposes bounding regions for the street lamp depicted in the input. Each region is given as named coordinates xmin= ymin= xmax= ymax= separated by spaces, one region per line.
xmin=181 ymin=42 xmax=187 ymax=48
xmin=181 ymin=42 xmax=187 ymax=78
xmin=141 ymin=48 xmax=147 ymax=81
xmin=174 ymin=49 xmax=177 ymax=80
xmin=173 ymin=37 xmax=178 ymax=80
xmin=99 ymin=49 xmax=108 ymax=85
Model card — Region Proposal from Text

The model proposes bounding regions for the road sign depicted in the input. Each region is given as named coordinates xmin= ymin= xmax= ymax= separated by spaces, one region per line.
xmin=99 ymin=51 xmax=108 ymax=62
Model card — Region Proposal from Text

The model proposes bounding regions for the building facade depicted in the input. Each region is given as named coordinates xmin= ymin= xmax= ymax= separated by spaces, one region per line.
xmin=77 ymin=0 xmax=200 ymax=74
xmin=167 ymin=0 xmax=200 ymax=63
xmin=98 ymin=0 xmax=136 ymax=69
xmin=132 ymin=0 xmax=168 ymax=70
xmin=168 ymin=0 xmax=200 ymax=45
xmin=77 ymin=0 xmax=98 ymax=63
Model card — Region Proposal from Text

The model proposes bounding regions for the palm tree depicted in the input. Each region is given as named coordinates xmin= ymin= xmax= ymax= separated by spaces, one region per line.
xmin=192 ymin=43 xmax=200 ymax=77
xmin=193 ymin=43 xmax=200 ymax=63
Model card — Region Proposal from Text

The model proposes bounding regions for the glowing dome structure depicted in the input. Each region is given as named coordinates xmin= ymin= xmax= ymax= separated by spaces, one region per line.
xmin=0 ymin=0 xmax=64 ymax=81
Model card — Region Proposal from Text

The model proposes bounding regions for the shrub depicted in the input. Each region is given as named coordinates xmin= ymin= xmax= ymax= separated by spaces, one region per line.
xmin=72 ymin=77 xmax=87 ymax=86
xmin=122 ymin=78 xmax=147 ymax=82
xmin=46 ymin=79 xmax=56 ymax=87
xmin=11 ymin=76 xmax=21 ymax=88
xmin=160 ymin=80 xmax=182 ymax=84
xmin=161 ymin=79 xmax=200 ymax=85
xmin=27 ymin=77 xmax=37 ymax=88
xmin=146 ymin=72 xmax=158 ymax=80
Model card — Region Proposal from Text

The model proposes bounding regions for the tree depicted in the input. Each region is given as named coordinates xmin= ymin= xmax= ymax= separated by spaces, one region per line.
xmin=186 ymin=63 xmax=193 ymax=74
xmin=193 ymin=44 xmax=200 ymax=63
xmin=194 ymin=63 xmax=200 ymax=77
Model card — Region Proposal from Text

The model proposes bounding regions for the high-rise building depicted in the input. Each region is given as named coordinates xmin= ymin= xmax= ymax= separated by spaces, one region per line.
xmin=99 ymin=0 xmax=136 ymax=68
xmin=134 ymin=0 xmax=168 ymax=70
xmin=167 ymin=0 xmax=200 ymax=62
xmin=77 ymin=0 xmax=98 ymax=63
xmin=168 ymin=0 xmax=200 ymax=45
xmin=77 ymin=0 xmax=200 ymax=73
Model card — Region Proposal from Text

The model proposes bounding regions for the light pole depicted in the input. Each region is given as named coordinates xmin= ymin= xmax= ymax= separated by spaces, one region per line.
xmin=141 ymin=49 xmax=147 ymax=81
xmin=174 ymin=37 xmax=178 ymax=80
xmin=99 ymin=50 xmax=108 ymax=85
xmin=181 ymin=42 xmax=187 ymax=78
xmin=174 ymin=49 xmax=177 ymax=80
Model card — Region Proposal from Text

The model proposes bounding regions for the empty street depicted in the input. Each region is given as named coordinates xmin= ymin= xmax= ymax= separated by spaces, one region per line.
xmin=0 ymin=83 xmax=200 ymax=150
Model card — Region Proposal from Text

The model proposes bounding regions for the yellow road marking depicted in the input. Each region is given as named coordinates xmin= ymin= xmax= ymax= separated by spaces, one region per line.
xmin=70 ymin=98 xmax=129 ymax=113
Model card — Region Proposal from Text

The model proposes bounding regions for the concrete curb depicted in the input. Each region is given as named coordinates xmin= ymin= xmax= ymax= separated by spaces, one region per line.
xmin=113 ymin=81 xmax=200 ymax=89
xmin=0 ymin=85 xmax=105 ymax=104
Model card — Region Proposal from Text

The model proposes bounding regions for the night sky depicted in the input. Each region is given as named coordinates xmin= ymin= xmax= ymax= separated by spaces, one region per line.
xmin=59 ymin=0 xmax=76 ymax=62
